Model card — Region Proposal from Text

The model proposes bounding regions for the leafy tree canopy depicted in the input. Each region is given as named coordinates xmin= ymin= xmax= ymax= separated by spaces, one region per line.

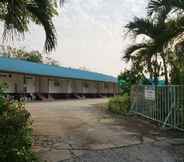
xmin=0 ymin=45 xmax=43 ymax=63
xmin=118 ymin=69 xmax=144 ymax=94
xmin=123 ymin=0 xmax=184 ymax=85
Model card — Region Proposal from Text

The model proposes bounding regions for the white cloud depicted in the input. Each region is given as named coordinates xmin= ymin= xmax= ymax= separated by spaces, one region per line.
xmin=0 ymin=0 xmax=148 ymax=76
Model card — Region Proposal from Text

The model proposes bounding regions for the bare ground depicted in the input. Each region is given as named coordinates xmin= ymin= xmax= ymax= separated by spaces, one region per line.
xmin=26 ymin=99 xmax=184 ymax=162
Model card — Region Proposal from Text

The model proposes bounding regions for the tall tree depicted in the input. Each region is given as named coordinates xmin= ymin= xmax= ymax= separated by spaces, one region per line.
xmin=147 ymin=0 xmax=184 ymax=17
xmin=123 ymin=42 xmax=157 ymax=80
xmin=0 ymin=0 xmax=58 ymax=52
xmin=124 ymin=17 xmax=167 ymax=83
xmin=124 ymin=13 xmax=184 ymax=84
xmin=147 ymin=0 xmax=184 ymax=84
xmin=0 ymin=46 xmax=43 ymax=63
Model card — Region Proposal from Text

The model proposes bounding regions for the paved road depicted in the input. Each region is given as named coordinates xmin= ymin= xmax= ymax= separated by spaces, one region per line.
xmin=61 ymin=141 xmax=184 ymax=162
xmin=26 ymin=99 xmax=184 ymax=162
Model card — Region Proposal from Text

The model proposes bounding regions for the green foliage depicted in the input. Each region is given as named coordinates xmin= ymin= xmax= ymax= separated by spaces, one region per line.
xmin=0 ymin=46 xmax=43 ymax=63
xmin=124 ymin=0 xmax=184 ymax=84
xmin=108 ymin=94 xmax=130 ymax=115
xmin=169 ymin=46 xmax=184 ymax=84
xmin=0 ymin=87 xmax=39 ymax=162
xmin=118 ymin=70 xmax=143 ymax=94
xmin=25 ymin=51 xmax=43 ymax=63
xmin=147 ymin=0 xmax=184 ymax=17
xmin=0 ymin=0 xmax=58 ymax=52
xmin=171 ymin=68 xmax=184 ymax=84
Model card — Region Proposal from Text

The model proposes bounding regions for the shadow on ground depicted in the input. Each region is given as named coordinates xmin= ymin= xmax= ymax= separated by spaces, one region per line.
xmin=26 ymin=99 xmax=184 ymax=162
xmin=59 ymin=141 xmax=184 ymax=162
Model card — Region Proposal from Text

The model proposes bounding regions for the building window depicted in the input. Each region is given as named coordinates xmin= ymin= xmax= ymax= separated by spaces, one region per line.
xmin=54 ymin=81 xmax=60 ymax=87
xmin=23 ymin=85 xmax=27 ymax=93
xmin=84 ymin=83 xmax=89 ymax=88
xmin=26 ymin=77 xmax=32 ymax=80
xmin=104 ymin=84 xmax=108 ymax=89
xmin=0 ymin=74 xmax=7 ymax=77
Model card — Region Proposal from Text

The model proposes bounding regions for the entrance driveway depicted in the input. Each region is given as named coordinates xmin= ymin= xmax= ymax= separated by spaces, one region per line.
xmin=26 ymin=99 xmax=184 ymax=162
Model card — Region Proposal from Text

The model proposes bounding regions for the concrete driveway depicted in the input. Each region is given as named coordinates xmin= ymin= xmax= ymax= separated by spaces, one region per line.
xmin=26 ymin=99 xmax=184 ymax=162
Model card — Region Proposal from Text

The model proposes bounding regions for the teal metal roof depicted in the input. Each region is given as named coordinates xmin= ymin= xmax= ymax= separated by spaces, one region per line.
xmin=0 ymin=57 xmax=117 ymax=83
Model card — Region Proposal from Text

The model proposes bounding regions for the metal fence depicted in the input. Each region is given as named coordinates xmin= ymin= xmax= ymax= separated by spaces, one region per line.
xmin=131 ymin=85 xmax=184 ymax=131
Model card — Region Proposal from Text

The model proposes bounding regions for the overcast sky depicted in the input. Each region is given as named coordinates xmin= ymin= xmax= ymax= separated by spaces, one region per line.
xmin=0 ymin=0 xmax=148 ymax=76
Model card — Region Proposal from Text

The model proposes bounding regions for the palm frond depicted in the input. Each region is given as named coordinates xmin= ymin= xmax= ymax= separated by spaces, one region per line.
xmin=27 ymin=0 xmax=57 ymax=52
xmin=123 ymin=43 xmax=148 ymax=62
xmin=147 ymin=0 xmax=171 ymax=16
xmin=125 ymin=17 xmax=161 ymax=39
xmin=148 ymin=0 xmax=184 ymax=17
xmin=1 ymin=0 xmax=58 ymax=52
xmin=123 ymin=43 xmax=157 ymax=78
xmin=159 ymin=16 xmax=184 ymax=50
xmin=123 ymin=43 xmax=155 ymax=62
xmin=2 ymin=0 xmax=30 ymax=41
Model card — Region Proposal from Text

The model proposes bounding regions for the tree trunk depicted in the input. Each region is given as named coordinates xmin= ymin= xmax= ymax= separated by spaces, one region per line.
xmin=147 ymin=58 xmax=153 ymax=80
xmin=153 ymin=54 xmax=159 ymax=84
xmin=161 ymin=54 xmax=168 ymax=85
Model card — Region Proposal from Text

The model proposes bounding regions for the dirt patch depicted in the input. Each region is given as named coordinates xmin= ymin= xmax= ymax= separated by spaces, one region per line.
xmin=26 ymin=99 xmax=184 ymax=162
xmin=94 ymin=103 xmax=184 ymax=141
xmin=60 ymin=141 xmax=184 ymax=162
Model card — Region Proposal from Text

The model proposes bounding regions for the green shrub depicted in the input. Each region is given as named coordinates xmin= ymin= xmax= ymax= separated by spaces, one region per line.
xmin=0 ymin=88 xmax=39 ymax=162
xmin=108 ymin=94 xmax=130 ymax=115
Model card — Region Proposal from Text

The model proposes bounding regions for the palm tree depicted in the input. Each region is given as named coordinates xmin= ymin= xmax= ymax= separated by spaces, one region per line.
xmin=147 ymin=1 xmax=184 ymax=54
xmin=124 ymin=17 xmax=168 ymax=83
xmin=147 ymin=0 xmax=184 ymax=83
xmin=147 ymin=0 xmax=184 ymax=17
xmin=124 ymin=12 xmax=184 ymax=84
xmin=123 ymin=42 xmax=157 ymax=81
xmin=0 ymin=0 xmax=58 ymax=52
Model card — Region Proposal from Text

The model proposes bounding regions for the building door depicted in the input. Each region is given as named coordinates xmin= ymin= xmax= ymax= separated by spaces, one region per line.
xmin=25 ymin=77 xmax=35 ymax=93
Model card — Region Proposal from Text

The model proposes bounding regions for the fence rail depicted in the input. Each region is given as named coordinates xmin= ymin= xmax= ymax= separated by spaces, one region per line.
xmin=131 ymin=85 xmax=184 ymax=131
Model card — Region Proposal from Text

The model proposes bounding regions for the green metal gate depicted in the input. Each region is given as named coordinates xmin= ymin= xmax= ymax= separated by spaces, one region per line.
xmin=131 ymin=85 xmax=184 ymax=130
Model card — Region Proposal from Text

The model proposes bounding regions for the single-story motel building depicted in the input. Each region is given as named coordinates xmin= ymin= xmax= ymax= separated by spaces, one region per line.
xmin=0 ymin=57 xmax=119 ymax=101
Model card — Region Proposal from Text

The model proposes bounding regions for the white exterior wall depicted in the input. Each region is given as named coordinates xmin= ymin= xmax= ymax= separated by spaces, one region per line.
xmin=39 ymin=77 xmax=49 ymax=93
xmin=46 ymin=78 xmax=118 ymax=94
xmin=112 ymin=83 xmax=119 ymax=94
xmin=81 ymin=81 xmax=98 ymax=94
xmin=93 ymin=82 xmax=98 ymax=94
xmin=60 ymin=79 xmax=69 ymax=93
xmin=114 ymin=83 xmax=119 ymax=94
xmin=15 ymin=74 xmax=24 ymax=93
xmin=82 ymin=81 xmax=89 ymax=94
xmin=0 ymin=72 xmax=118 ymax=95
xmin=48 ymin=78 xmax=60 ymax=93
xmin=25 ymin=76 xmax=36 ymax=93
xmin=70 ymin=80 xmax=82 ymax=93
xmin=75 ymin=80 xmax=83 ymax=93
xmin=0 ymin=73 xmax=24 ymax=93
xmin=108 ymin=83 xmax=114 ymax=94
xmin=108 ymin=82 xmax=116 ymax=94
xmin=66 ymin=79 xmax=72 ymax=93
xmin=104 ymin=82 xmax=109 ymax=94
xmin=112 ymin=83 xmax=116 ymax=94
xmin=28 ymin=77 xmax=72 ymax=94
xmin=47 ymin=78 xmax=81 ymax=94
xmin=83 ymin=81 xmax=88 ymax=94
xmin=97 ymin=82 xmax=105 ymax=94
xmin=88 ymin=81 xmax=98 ymax=94
xmin=0 ymin=73 xmax=37 ymax=94
xmin=35 ymin=77 xmax=40 ymax=93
